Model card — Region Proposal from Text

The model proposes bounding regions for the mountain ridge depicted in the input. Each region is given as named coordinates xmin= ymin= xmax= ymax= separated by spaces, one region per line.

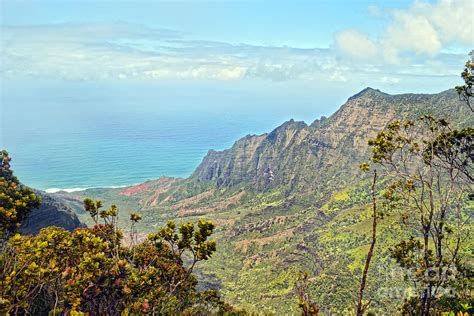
xmin=58 ymin=87 xmax=471 ymax=214
xmin=53 ymin=86 xmax=473 ymax=313
xmin=182 ymin=87 xmax=468 ymax=196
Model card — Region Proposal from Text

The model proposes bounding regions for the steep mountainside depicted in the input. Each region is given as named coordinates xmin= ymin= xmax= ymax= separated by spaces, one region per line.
xmin=111 ymin=88 xmax=470 ymax=212
xmin=19 ymin=191 xmax=85 ymax=235
xmin=189 ymin=88 xmax=470 ymax=193
xmin=57 ymin=88 xmax=473 ymax=313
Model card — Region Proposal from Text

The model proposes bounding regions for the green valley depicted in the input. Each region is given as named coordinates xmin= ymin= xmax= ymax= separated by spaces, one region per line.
xmin=51 ymin=87 xmax=473 ymax=314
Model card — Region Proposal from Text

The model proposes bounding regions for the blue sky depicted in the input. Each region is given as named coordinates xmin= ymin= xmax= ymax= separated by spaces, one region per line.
xmin=1 ymin=1 xmax=409 ymax=47
xmin=0 ymin=0 xmax=473 ymax=111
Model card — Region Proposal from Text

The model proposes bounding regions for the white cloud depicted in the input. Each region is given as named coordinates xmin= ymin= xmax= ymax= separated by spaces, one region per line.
xmin=384 ymin=10 xmax=441 ymax=58
xmin=335 ymin=30 xmax=377 ymax=60
xmin=0 ymin=15 xmax=469 ymax=86
xmin=335 ymin=0 xmax=473 ymax=64
xmin=1 ymin=23 xmax=340 ymax=81
xmin=414 ymin=0 xmax=474 ymax=45
xmin=330 ymin=71 xmax=348 ymax=82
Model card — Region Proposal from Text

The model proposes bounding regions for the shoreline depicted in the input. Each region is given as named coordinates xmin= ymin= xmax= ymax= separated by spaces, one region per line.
xmin=42 ymin=175 xmax=185 ymax=194
xmin=44 ymin=185 xmax=130 ymax=194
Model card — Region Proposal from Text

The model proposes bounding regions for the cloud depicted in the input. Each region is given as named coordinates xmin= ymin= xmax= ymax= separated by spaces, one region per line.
xmin=0 ymin=8 xmax=470 ymax=85
xmin=415 ymin=0 xmax=473 ymax=45
xmin=0 ymin=23 xmax=246 ymax=81
xmin=330 ymin=71 xmax=348 ymax=82
xmin=335 ymin=0 xmax=473 ymax=64
xmin=0 ymin=22 xmax=342 ymax=81
xmin=335 ymin=30 xmax=377 ymax=60
xmin=384 ymin=10 xmax=441 ymax=60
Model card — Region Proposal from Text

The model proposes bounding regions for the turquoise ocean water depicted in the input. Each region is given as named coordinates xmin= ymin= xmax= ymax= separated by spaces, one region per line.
xmin=0 ymin=80 xmax=336 ymax=191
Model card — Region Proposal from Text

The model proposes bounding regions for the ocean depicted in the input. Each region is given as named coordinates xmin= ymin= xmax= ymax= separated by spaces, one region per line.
xmin=0 ymin=80 xmax=338 ymax=191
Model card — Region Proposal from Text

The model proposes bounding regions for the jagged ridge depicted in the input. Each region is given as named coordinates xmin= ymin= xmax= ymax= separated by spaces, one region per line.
xmin=186 ymin=88 xmax=469 ymax=196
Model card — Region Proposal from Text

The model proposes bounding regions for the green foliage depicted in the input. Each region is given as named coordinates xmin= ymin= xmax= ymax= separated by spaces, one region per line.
xmin=0 ymin=150 xmax=41 ymax=240
xmin=3 ymin=55 xmax=472 ymax=314
xmin=148 ymin=220 xmax=216 ymax=262
xmin=130 ymin=212 xmax=142 ymax=222
xmin=0 ymin=193 xmax=240 ymax=315
xmin=455 ymin=51 xmax=474 ymax=112
xmin=367 ymin=115 xmax=473 ymax=315
xmin=423 ymin=127 xmax=474 ymax=181
xmin=389 ymin=236 xmax=423 ymax=269
xmin=296 ymin=272 xmax=319 ymax=315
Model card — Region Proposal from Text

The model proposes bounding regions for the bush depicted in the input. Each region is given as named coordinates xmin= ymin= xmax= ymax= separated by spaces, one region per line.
xmin=0 ymin=198 xmax=236 ymax=315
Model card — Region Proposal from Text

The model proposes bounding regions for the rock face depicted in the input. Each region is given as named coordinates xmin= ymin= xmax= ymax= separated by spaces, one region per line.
xmin=192 ymin=119 xmax=309 ymax=191
xmin=19 ymin=191 xmax=85 ymax=235
xmin=188 ymin=88 xmax=471 ymax=195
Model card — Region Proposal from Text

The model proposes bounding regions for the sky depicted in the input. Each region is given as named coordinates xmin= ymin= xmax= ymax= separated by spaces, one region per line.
xmin=0 ymin=0 xmax=473 ymax=117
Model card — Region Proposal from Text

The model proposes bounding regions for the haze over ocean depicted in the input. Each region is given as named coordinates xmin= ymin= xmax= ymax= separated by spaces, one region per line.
xmin=1 ymin=80 xmax=341 ymax=191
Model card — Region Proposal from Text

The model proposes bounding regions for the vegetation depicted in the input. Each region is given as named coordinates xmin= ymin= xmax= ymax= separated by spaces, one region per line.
xmin=0 ymin=154 xmax=244 ymax=315
xmin=55 ymin=80 xmax=472 ymax=314
xmin=455 ymin=50 xmax=473 ymax=112
xmin=1 ymin=54 xmax=473 ymax=315
xmin=0 ymin=150 xmax=40 ymax=241
xmin=296 ymin=54 xmax=473 ymax=315
xmin=350 ymin=53 xmax=474 ymax=316
xmin=363 ymin=116 xmax=473 ymax=315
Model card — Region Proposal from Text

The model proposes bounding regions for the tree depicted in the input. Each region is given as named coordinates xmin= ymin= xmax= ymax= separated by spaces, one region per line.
xmin=355 ymin=169 xmax=378 ymax=316
xmin=296 ymin=271 xmax=319 ymax=315
xmin=0 ymin=150 xmax=41 ymax=241
xmin=1 ymin=181 xmax=234 ymax=314
xmin=455 ymin=50 xmax=474 ymax=112
xmin=367 ymin=116 xmax=473 ymax=315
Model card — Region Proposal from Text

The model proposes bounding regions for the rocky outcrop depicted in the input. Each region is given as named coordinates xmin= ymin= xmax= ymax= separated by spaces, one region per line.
xmin=191 ymin=119 xmax=310 ymax=191
xmin=19 ymin=191 xmax=85 ymax=235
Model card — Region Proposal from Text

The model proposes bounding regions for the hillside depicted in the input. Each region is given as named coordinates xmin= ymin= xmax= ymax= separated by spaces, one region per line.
xmin=19 ymin=191 xmax=85 ymax=235
xmin=55 ymin=88 xmax=473 ymax=313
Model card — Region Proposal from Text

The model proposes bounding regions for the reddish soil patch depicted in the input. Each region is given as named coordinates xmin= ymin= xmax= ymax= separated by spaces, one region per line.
xmin=119 ymin=182 xmax=150 ymax=196
xmin=146 ymin=185 xmax=176 ymax=207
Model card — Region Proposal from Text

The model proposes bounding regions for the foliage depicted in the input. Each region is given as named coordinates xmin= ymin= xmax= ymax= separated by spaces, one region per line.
xmin=0 ymin=150 xmax=41 ymax=241
xmin=356 ymin=170 xmax=378 ymax=316
xmin=52 ymin=82 xmax=474 ymax=313
xmin=423 ymin=127 xmax=474 ymax=182
xmin=455 ymin=50 xmax=474 ymax=112
xmin=0 ymin=194 xmax=240 ymax=315
xmin=295 ymin=271 xmax=319 ymax=315
xmin=367 ymin=115 xmax=473 ymax=315
xmin=3 ymin=54 xmax=474 ymax=314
